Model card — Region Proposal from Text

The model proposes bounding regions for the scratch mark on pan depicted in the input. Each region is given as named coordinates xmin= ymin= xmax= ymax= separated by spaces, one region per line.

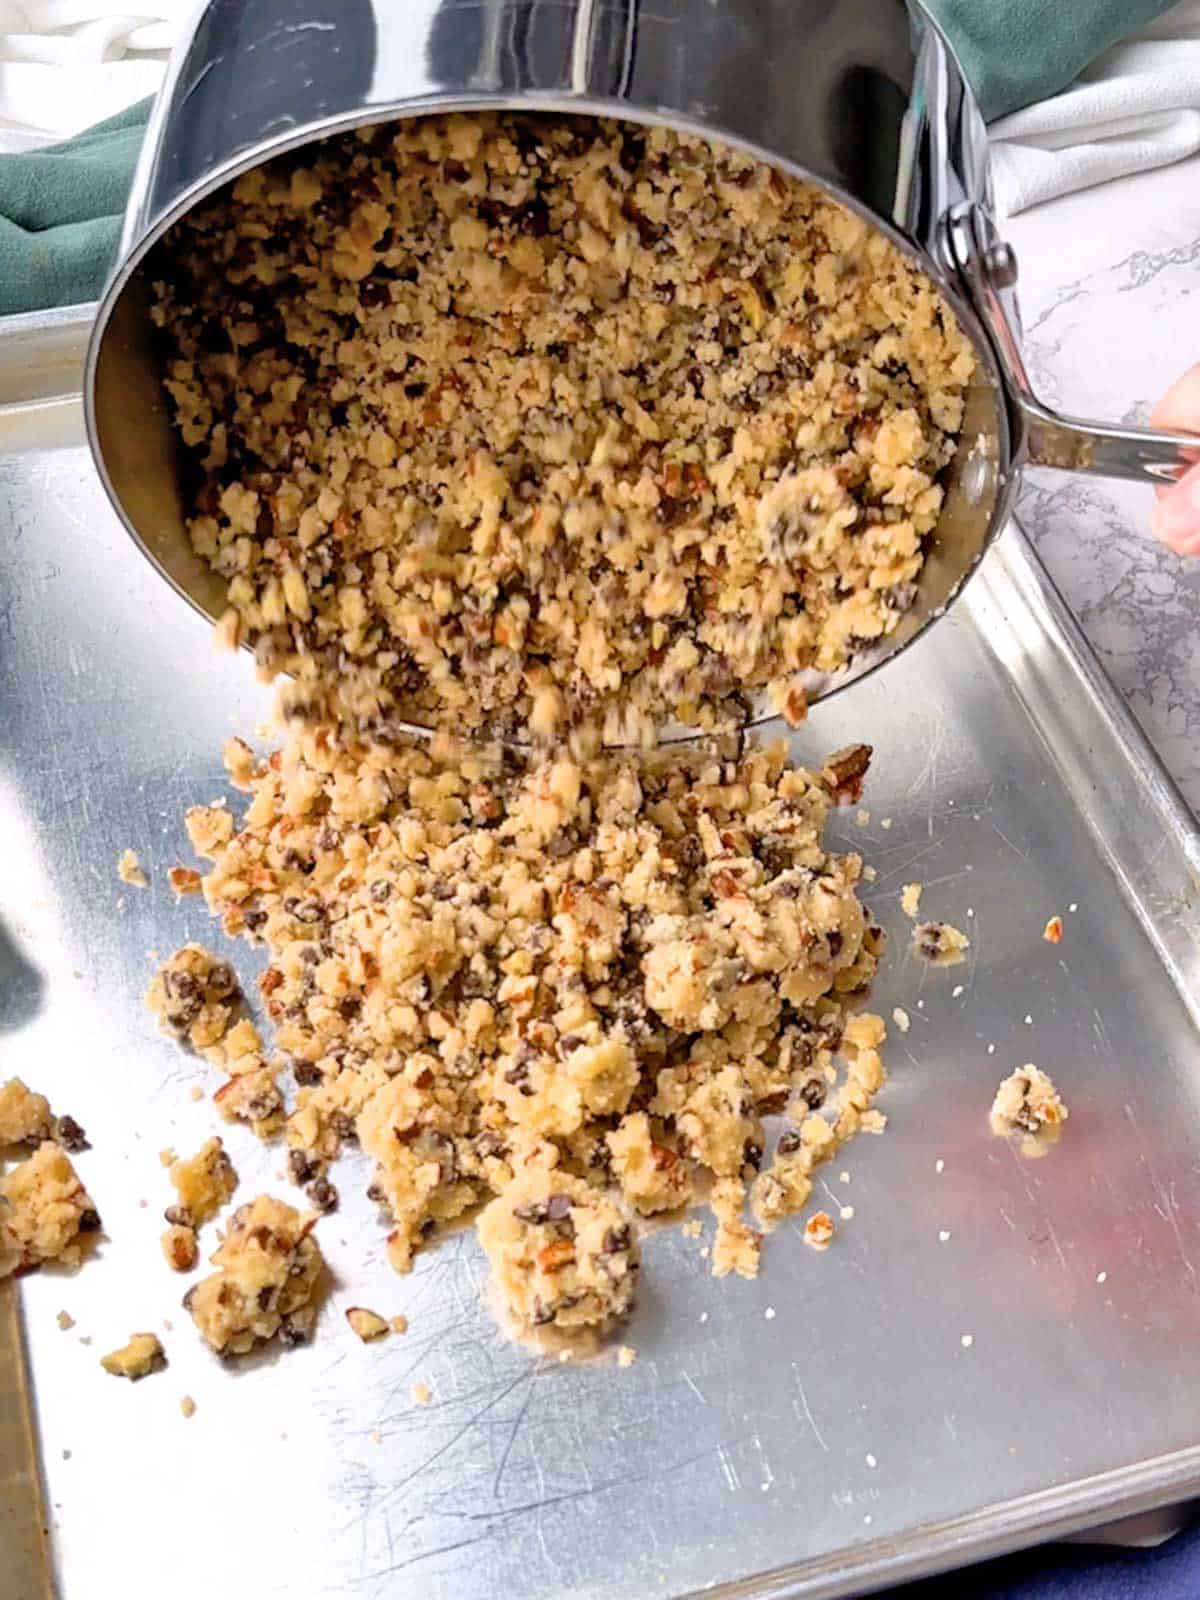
xmin=681 ymin=1370 xmax=707 ymax=1405
xmin=989 ymin=821 xmax=1029 ymax=862
xmin=1164 ymin=1179 xmax=1198 ymax=1289
xmin=793 ymin=1379 xmax=829 ymax=1453
xmin=492 ymin=1360 xmax=539 ymax=1501
xmin=717 ymin=1442 xmax=741 ymax=1492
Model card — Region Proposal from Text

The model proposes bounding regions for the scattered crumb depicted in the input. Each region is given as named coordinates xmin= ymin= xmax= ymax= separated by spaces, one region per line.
xmin=862 ymin=864 xmax=877 ymax=883
xmin=56 ymin=1310 xmax=75 ymax=1331
xmin=860 ymin=1110 xmax=887 ymax=1134
xmin=699 ymin=1312 xmax=709 ymax=1324
xmin=804 ymin=1211 xmax=835 ymax=1250
xmin=839 ymin=1171 xmax=851 ymax=1185
xmin=0 ymin=1142 xmax=100 ymax=1279
xmin=117 ymin=849 xmax=148 ymax=888
xmin=681 ymin=1219 xmax=703 ymax=1240
xmin=934 ymin=1159 xmax=945 ymax=1174
xmin=880 ymin=818 xmax=893 ymax=830
xmin=856 ymin=809 xmax=870 ymax=826
xmin=987 ymin=1044 xmax=996 ymax=1055
xmin=764 ymin=1307 xmax=776 ymax=1320
xmin=839 ymin=1205 xmax=855 ymax=1221
xmin=78 ymin=1336 xmax=92 ymax=1347
xmin=189 ymin=1086 xmax=204 ymax=1103
xmin=616 ymin=1345 xmax=637 ymax=1367
xmin=900 ymin=882 xmax=923 ymax=918
xmin=161 ymin=1224 xmax=198 ymax=1273
xmin=158 ymin=1148 xmax=176 ymax=1169
xmin=101 ymin=1332 xmax=166 ymax=1380
xmin=1097 ymin=1271 xmax=1108 ymax=1284
xmin=938 ymin=1230 xmax=951 ymax=1243
xmin=180 ymin=1395 xmax=197 ymax=1419
xmin=346 ymin=1307 xmax=390 ymax=1342
xmin=1043 ymin=916 xmax=1063 ymax=944
xmin=411 ymin=1381 xmax=432 ymax=1405
xmin=186 ymin=1195 xmax=323 ymax=1356
xmin=168 ymin=866 xmax=204 ymax=897
xmin=866 ymin=1453 xmax=877 ymax=1468
xmin=1069 ymin=902 xmax=1078 ymax=914
xmin=891 ymin=1006 xmax=911 ymax=1034
xmin=951 ymin=984 xmax=963 ymax=998
xmin=369 ymin=1428 xmax=382 ymax=1445
xmin=166 ymin=1136 xmax=238 ymax=1228
xmin=966 ymin=907 xmax=975 ymax=918
xmin=1024 ymin=1014 xmax=1033 ymax=1025
xmin=390 ymin=1314 xmax=408 ymax=1335
xmin=912 ymin=922 xmax=970 ymax=966
xmin=961 ymin=1334 xmax=974 ymax=1349
xmin=990 ymin=1065 xmax=1068 ymax=1157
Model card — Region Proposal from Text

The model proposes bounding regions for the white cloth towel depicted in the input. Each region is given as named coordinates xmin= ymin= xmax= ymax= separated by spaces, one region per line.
xmin=1 ymin=1 xmax=1199 ymax=198
xmin=991 ymin=0 xmax=1200 ymax=214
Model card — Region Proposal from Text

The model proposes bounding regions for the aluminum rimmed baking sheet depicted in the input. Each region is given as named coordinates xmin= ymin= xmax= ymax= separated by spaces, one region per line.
xmin=3 ymin=306 xmax=1200 ymax=1600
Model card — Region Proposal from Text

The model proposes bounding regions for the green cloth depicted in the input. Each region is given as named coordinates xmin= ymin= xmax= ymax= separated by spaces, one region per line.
xmin=0 ymin=100 xmax=149 ymax=317
xmin=0 ymin=3 xmax=1180 ymax=316
xmin=924 ymin=0 xmax=1176 ymax=120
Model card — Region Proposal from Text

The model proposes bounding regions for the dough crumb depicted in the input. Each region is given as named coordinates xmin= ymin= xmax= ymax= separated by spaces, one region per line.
xmin=56 ymin=1310 xmax=75 ymax=1331
xmin=616 ymin=1345 xmax=637 ymax=1367
xmin=891 ymin=1006 xmax=911 ymax=1034
xmin=180 ymin=1395 xmax=197 ymax=1418
xmin=117 ymin=849 xmax=148 ymax=888
xmin=912 ymin=921 xmax=970 ymax=966
xmin=804 ymin=1211 xmax=836 ymax=1250
xmin=989 ymin=1065 xmax=1068 ymax=1157
xmin=101 ymin=1333 xmax=165 ymax=1380
xmin=166 ymin=1136 xmax=238 ymax=1229
xmin=168 ymin=866 xmax=203 ymax=897
xmin=0 ymin=1077 xmax=88 ymax=1153
xmin=680 ymin=1219 xmax=703 ymax=1240
xmin=0 ymin=1142 xmax=100 ymax=1279
xmin=478 ymin=1171 xmax=639 ymax=1333
xmin=186 ymin=1195 xmax=323 ymax=1356
xmin=1043 ymin=915 xmax=1064 ymax=944
xmin=410 ymin=1381 xmax=432 ymax=1406
xmin=346 ymin=1307 xmax=390 ymax=1342
xmin=390 ymin=1314 xmax=408 ymax=1335
xmin=961 ymin=1333 xmax=974 ymax=1348
xmin=161 ymin=1225 xmax=198 ymax=1272
xmin=900 ymin=883 xmax=922 ymax=918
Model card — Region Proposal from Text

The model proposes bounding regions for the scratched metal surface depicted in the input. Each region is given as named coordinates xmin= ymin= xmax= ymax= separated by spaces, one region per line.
xmin=5 ymin=309 xmax=1200 ymax=1600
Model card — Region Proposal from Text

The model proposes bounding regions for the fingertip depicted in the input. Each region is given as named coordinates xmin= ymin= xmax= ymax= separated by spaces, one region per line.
xmin=1150 ymin=489 xmax=1200 ymax=555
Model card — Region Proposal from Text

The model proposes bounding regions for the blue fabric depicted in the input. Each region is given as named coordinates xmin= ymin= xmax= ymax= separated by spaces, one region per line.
xmin=890 ymin=1513 xmax=1200 ymax=1599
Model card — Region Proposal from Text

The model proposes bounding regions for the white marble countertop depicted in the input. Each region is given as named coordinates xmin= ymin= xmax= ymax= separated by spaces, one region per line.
xmin=1008 ymin=157 xmax=1200 ymax=813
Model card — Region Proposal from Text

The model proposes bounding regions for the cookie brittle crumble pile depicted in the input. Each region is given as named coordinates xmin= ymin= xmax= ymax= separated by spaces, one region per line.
xmin=148 ymin=730 xmax=888 ymax=1335
xmin=152 ymin=112 xmax=973 ymax=746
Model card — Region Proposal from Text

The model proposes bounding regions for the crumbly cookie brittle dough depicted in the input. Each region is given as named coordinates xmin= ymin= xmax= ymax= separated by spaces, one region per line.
xmin=186 ymin=1194 xmax=323 ymax=1355
xmin=0 ymin=1142 xmax=100 ymax=1278
xmin=990 ymin=1065 xmax=1068 ymax=1157
xmin=153 ymin=112 xmax=973 ymax=744
xmin=478 ymin=1169 xmax=638 ymax=1332
xmin=101 ymin=1333 xmax=165 ymax=1379
xmin=0 ymin=1076 xmax=89 ymax=1153
xmin=190 ymin=727 xmax=887 ymax=1315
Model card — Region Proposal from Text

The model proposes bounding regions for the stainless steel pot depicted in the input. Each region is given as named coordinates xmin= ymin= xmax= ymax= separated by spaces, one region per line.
xmin=84 ymin=0 xmax=1198 ymax=714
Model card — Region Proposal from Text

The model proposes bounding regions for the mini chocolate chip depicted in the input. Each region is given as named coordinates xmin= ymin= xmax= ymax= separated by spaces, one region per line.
xmin=306 ymin=1176 xmax=339 ymax=1213
xmin=545 ymin=1193 xmax=572 ymax=1222
xmin=53 ymin=1115 xmax=89 ymax=1153
xmin=78 ymin=1209 xmax=101 ymax=1234
xmin=800 ymin=1079 xmax=826 ymax=1110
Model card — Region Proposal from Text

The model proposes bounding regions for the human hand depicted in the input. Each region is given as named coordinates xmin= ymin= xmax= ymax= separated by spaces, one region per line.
xmin=1149 ymin=365 xmax=1200 ymax=555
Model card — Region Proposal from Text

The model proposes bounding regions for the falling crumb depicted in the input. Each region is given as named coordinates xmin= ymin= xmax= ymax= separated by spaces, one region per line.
xmin=856 ymin=809 xmax=870 ymax=826
xmin=990 ymin=1064 xmax=1068 ymax=1156
xmin=935 ymin=1159 xmax=945 ymax=1174
xmin=410 ymin=1381 xmax=432 ymax=1405
xmin=346 ymin=1307 xmax=390 ymax=1342
xmin=56 ymin=1310 xmax=75 ymax=1331
xmin=961 ymin=1334 xmax=974 ymax=1348
xmin=866 ymin=1453 xmax=877 ymax=1468
xmin=900 ymin=882 xmax=923 ymax=918
xmin=390 ymin=1314 xmax=408 ymax=1335
xmin=804 ymin=1211 xmax=835 ymax=1250
xmin=681 ymin=1219 xmax=703 ymax=1240
xmin=938 ymin=1230 xmax=951 ymax=1243
xmin=117 ymin=849 xmax=148 ymax=889
xmin=617 ymin=1345 xmax=637 ymax=1367
xmin=1043 ymin=916 xmax=1063 ymax=944
xmin=891 ymin=1006 xmax=911 ymax=1034
xmin=839 ymin=1205 xmax=855 ymax=1221
xmin=180 ymin=1396 xmax=197 ymax=1419
xmin=101 ymin=1332 xmax=166 ymax=1380
xmin=951 ymin=984 xmax=964 ymax=998
xmin=764 ymin=1307 xmax=776 ymax=1320
xmin=881 ymin=818 xmax=893 ymax=830
xmin=913 ymin=921 xmax=970 ymax=966
xmin=1069 ymin=902 xmax=1078 ymax=914
xmin=1097 ymin=1271 xmax=1108 ymax=1284
xmin=1024 ymin=1014 xmax=1033 ymax=1025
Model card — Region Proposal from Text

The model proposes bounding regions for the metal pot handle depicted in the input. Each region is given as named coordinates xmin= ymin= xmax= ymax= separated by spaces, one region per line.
xmin=946 ymin=205 xmax=1200 ymax=487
